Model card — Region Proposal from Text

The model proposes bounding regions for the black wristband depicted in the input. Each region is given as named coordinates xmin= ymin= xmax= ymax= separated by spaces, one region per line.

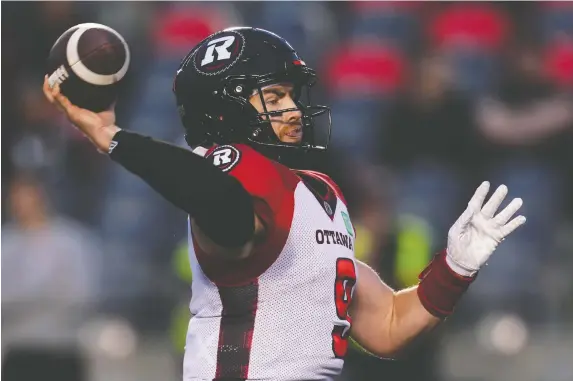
xmin=109 ymin=130 xmax=255 ymax=248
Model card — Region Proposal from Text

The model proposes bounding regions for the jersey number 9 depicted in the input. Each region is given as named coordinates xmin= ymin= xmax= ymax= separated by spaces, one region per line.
xmin=332 ymin=258 xmax=356 ymax=358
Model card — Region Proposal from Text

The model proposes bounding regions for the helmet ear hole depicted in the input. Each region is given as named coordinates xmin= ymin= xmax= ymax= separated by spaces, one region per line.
xmin=223 ymin=78 xmax=252 ymax=100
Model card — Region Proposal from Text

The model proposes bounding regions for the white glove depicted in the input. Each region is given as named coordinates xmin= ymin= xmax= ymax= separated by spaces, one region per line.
xmin=446 ymin=181 xmax=526 ymax=277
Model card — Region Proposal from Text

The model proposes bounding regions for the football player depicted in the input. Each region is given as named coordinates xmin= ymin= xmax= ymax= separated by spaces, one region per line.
xmin=43 ymin=27 xmax=526 ymax=380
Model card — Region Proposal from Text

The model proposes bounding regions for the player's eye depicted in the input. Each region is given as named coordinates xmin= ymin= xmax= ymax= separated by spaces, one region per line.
xmin=265 ymin=97 xmax=279 ymax=106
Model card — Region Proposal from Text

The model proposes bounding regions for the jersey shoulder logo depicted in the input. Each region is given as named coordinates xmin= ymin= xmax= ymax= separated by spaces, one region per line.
xmin=207 ymin=145 xmax=241 ymax=172
xmin=193 ymin=30 xmax=245 ymax=76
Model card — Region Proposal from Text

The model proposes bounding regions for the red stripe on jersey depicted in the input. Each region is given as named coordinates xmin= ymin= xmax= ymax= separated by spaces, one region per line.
xmin=194 ymin=144 xmax=300 ymax=287
xmin=214 ymin=280 xmax=259 ymax=380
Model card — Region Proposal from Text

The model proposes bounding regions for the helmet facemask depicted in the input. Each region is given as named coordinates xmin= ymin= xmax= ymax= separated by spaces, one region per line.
xmin=221 ymin=66 xmax=332 ymax=156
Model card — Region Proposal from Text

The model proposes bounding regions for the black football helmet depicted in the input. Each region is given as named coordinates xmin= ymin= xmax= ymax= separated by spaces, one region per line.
xmin=173 ymin=27 xmax=331 ymax=161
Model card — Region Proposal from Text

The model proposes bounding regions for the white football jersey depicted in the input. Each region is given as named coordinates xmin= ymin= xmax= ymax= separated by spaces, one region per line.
xmin=184 ymin=144 xmax=357 ymax=381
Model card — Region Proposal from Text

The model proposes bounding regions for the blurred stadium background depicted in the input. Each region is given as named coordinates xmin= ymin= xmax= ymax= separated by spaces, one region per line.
xmin=2 ymin=1 xmax=573 ymax=381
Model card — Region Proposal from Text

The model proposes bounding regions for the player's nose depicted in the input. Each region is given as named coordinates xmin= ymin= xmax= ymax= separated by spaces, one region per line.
xmin=283 ymin=95 xmax=302 ymax=121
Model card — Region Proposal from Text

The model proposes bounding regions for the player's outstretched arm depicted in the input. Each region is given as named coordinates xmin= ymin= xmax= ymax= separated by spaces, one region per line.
xmin=348 ymin=261 xmax=438 ymax=358
xmin=42 ymin=77 xmax=265 ymax=255
xmin=349 ymin=182 xmax=526 ymax=358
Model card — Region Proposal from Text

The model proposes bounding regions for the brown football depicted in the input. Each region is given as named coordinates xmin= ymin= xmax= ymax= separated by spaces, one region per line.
xmin=47 ymin=23 xmax=130 ymax=112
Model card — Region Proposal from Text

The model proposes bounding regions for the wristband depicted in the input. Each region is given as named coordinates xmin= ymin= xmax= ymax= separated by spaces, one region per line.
xmin=417 ymin=249 xmax=477 ymax=318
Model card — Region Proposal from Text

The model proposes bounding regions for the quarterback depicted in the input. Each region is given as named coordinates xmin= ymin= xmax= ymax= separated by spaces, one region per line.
xmin=43 ymin=27 xmax=526 ymax=380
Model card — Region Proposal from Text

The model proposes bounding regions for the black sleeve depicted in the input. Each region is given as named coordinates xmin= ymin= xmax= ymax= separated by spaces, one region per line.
xmin=108 ymin=130 xmax=254 ymax=248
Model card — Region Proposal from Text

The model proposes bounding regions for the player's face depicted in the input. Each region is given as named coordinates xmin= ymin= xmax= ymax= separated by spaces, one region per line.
xmin=249 ymin=83 xmax=303 ymax=144
xmin=9 ymin=181 xmax=45 ymax=224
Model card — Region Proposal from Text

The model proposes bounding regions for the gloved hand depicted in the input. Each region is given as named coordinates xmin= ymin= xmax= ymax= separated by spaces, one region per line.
xmin=446 ymin=181 xmax=526 ymax=276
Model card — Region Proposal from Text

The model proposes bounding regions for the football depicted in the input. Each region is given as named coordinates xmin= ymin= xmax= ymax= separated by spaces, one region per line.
xmin=47 ymin=23 xmax=130 ymax=112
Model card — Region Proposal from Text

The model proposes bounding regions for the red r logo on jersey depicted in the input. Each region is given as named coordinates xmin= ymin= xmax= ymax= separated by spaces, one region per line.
xmin=332 ymin=258 xmax=356 ymax=358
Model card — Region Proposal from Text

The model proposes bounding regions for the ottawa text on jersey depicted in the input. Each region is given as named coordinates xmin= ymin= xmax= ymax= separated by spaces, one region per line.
xmin=315 ymin=229 xmax=353 ymax=251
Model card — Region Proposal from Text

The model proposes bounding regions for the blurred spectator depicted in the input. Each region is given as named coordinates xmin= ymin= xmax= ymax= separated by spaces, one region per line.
xmin=428 ymin=3 xmax=510 ymax=96
xmin=8 ymin=79 xmax=108 ymax=226
xmin=1 ymin=173 xmax=102 ymax=381
xmin=378 ymin=51 xmax=478 ymax=243
xmin=470 ymin=42 xmax=573 ymax=324
xmin=3 ymin=1 xmax=108 ymax=226
xmin=325 ymin=41 xmax=407 ymax=160
xmin=429 ymin=3 xmax=510 ymax=51
xmin=2 ymin=173 xmax=101 ymax=350
xmin=476 ymin=44 xmax=573 ymax=152
xmin=381 ymin=51 xmax=478 ymax=169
